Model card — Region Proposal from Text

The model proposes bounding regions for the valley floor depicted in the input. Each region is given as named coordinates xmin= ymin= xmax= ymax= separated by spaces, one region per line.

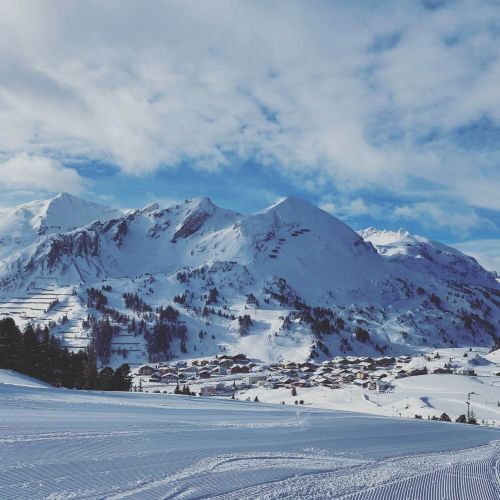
xmin=1 ymin=371 xmax=499 ymax=499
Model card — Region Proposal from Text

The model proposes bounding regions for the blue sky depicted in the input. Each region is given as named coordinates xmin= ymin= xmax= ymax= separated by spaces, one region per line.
xmin=0 ymin=0 xmax=498 ymax=271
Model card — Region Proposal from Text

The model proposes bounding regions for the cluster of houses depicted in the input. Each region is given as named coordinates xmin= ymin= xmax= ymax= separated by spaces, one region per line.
xmin=135 ymin=351 xmax=480 ymax=396
xmin=263 ymin=357 xmax=397 ymax=393
xmin=137 ymin=353 xmax=254 ymax=385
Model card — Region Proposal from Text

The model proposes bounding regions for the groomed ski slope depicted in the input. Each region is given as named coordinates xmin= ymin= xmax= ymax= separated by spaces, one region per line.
xmin=1 ymin=372 xmax=499 ymax=499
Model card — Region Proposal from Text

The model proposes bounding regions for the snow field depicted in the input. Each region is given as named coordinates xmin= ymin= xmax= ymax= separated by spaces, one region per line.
xmin=237 ymin=373 xmax=500 ymax=425
xmin=0 ymin=376 xmax=499 ymax=499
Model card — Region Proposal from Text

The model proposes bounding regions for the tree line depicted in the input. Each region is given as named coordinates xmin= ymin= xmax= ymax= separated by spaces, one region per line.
xmin=0 ymin=317 xmax=131 ymax=391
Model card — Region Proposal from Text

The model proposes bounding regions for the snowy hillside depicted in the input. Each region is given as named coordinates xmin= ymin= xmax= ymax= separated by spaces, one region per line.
xmin=0 ymin=194 xmax=498 ymax=367
xmin=0 ymin=377 xmax=499 ymax=499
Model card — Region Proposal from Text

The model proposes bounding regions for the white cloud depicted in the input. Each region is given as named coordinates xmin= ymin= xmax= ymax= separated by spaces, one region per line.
xmin=320 ymin=196 xmax=382 ymax=219
xmin=393 ymin=202 xmax=497 ymax=237
xmin=452 ymin=239 xmax=500 ymax=274
xmin=0 ymin=0 xmax=498 ymax=214
xmin=0 ymin=154 xmax=86 ymax=194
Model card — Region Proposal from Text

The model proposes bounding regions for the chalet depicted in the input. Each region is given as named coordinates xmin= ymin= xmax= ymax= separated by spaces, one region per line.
xmin=299 ymin=362 xmax=318 ymax=370
xmin=245 ymin=373 xmax=268 ymax=385
xmin=212 ymin=366 xmax=227 ymax=376
xmin=359 ymin=361 xmax=375 ymax=371
xmin=200 ymin=383 xmax=233 ymax=396
xmin=220 ymin=353 xmax=249 ymax=364
xmin=395 ymin=369 xmax=407 ymax=378
xmin=161 ymin=372 xmax=178 ymax=384
xmin=138 ymin=365 xmax=156 ymax=376
xmin=340 ymin=372 xmax=355 ymax=383
xmin=432 ymin=367 xmax=453 ymax=374
xmin=375 ymin=357 xmax=395 ymax=367
xmin=329 ymin=368 xmax=345 ymax=377
xmin=219 ymin=359 xmax=233 ymax=369
xmin=198 ymin=370 xmax=211 ymax=379
xmin=353 ymin=379 xmax=369 ymax=389
xmin=284 ymin=362 xmax=298 ymax=370
xmin=356 ymin=371 xmax=369 ymax=380
xmin=231 ymin=365 xmax=250 ymax=374
xmin=316 ymin=377 xmax=334 ymax=386
xmin=376 ymin=380 xmax=391 ymax=392
xmin=300 ymin=366 xmax=316 ymax=374
xmin=200 ymin=385 xmax=217 ymax=396
xmin=457 ymin=368 xmax=476 ymax=376
xmin=348 ymin=364 xmax=363 ymax=371
xmin=408 ymin=367 xmax=427 ymax=376
xmin=316 ymin=367 xmax=332 ymax=376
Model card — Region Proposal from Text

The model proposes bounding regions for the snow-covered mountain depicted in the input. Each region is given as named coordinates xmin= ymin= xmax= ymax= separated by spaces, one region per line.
xmin=0 ymin=194 xmax=498 ymax=366
xmin=359 ymin=227 xmax=493 ymax=283
xmin=0 ymin=193 xmax=122 ymax=260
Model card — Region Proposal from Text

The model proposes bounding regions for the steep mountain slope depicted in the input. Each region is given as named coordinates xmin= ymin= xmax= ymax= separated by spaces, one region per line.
xmin=0 ymin=195 xmax=498 ymax=366
xmin=0 ymin=193 xmax=122 ymax=260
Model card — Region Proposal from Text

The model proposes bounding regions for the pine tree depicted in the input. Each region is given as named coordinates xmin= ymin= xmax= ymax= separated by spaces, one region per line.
xmin=0 ymin=318 xmax=22 ymax=370
xmin=83 ymin=349 xmax=98 ymax=390
xmin=112 ymin=364 xmax=132 ymax=391
xmin=22 ymin=323 xmax=39 ymax=377
xmin=97 ymin=367 xmax=115 ymax=390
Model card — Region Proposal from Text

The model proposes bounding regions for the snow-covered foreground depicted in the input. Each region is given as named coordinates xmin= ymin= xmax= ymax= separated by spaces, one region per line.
xmin=1 ymin=372 xmax=499 ymax=499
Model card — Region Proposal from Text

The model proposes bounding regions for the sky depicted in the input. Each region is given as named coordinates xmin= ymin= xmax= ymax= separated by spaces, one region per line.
xmin=0 ymin=0 xmax=498 ymax=272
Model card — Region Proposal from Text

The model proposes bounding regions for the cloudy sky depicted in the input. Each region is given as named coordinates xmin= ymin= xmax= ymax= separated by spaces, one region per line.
xmin=0 ymin=0 xmax=498 ymax=271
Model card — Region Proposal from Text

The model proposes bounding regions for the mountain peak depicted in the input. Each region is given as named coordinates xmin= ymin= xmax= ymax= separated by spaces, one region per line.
xmin=258 ymin=196 xmax=325 ymax=219
xmin=42 ymin=193 xmax=122 ymax=232
xmin=187 ymin=196 xmax=216 ymax=211
xmin=359 ymin=227 xmax=411 ymax=246
xmin=266 ymin=196 xmax=313 ymax=211
xmin=54 ymin=191 xmax=77 ymax=200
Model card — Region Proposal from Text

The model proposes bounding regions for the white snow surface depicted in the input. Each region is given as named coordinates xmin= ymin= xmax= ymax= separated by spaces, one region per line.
xmin=0 ymin=369 xmax=53 ymax=388
xmin=0 ymin=375 xmax=499 ymax=499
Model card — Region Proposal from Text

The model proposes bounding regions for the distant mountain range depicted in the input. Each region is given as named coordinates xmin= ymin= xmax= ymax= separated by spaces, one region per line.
xmin=0 ymin=193 xmax=498 ymax=365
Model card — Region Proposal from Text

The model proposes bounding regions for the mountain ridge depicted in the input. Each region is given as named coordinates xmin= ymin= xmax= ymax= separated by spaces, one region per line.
xmin=0 ymin=193 xmax=498 ymax=366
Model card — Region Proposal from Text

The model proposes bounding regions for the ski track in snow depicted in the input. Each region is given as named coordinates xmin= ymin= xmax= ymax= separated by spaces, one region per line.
xmin=1 ymin=379 xmax=499 ymax=499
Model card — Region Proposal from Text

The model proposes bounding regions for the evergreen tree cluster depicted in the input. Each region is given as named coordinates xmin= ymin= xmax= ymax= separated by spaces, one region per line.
xmin=297 ymin=306 xmax=345 ymax=337
xmin=0 ymin=318 xmax=131 ymax=391
xmin=354 ymin=326 xmax=370 ymax=343
xmin=87 ymin=287 xmax=108 ymax=310
xmin=207 ymin=287 xmax=218 ymax=304
xmin=123 ymin=292 xmax=152 ymax=313
xmin=173 ymin=383 xmax=194 ymax=395
xmin=238 ymin=314 xmax=252 ymax=336
xmin=89 ymin=317 xmax=120 ymax=365
xmin=145 ymin=319 xmax=187 ymax=362
xmin=95 ymin=364 xmax=133 ymax=391
xmin=157 ymin=305 xmax=180 ymax=322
